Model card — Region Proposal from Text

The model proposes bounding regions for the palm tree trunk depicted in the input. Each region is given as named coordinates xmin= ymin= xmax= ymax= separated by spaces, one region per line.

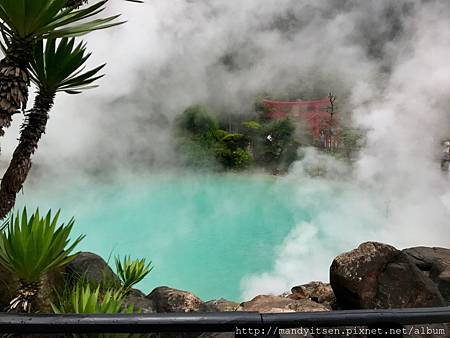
xmin=7 ymin=279 xmax=41 ymax=313
xmin=0 ymin=93 xmax=54 ymax=219
xmin=0 ymin=38 xmax=33 ymax=137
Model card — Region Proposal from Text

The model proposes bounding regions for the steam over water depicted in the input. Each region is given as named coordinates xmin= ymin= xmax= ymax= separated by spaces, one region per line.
xmin=4 ymin=0 xmax=450 ymax=300
xmin=17 ymin=169 xmax=379 ymax=301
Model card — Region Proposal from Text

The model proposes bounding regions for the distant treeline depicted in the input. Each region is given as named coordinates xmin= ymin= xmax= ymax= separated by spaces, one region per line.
xmin=174 ymin=102 xmax=365 ymax=173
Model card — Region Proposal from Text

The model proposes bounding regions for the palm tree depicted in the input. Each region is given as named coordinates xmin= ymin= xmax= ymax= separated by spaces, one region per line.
xmin=0 ymin=37 xmax=105 ymax=219
xmin=0 ymin=208 xmax=84 ymax=312
xmin=0 ymin=0 xmax=121 ymax=137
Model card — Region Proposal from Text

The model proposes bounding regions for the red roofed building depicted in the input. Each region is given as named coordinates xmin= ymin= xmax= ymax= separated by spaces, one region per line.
xmin=262 ymin=97 xmax=339 ymax=149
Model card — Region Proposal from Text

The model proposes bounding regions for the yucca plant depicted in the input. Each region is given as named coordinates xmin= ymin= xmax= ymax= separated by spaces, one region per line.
xmin=0 ymin=0 xmax=122 ymax=137
xmin=0 ymin=37 xmax=105 ymax=219
xmin=0 ymin=208 xmax=84 ymax=312
xmin=52 ymin=282 xmax=141 ymax=338
xmin=115 ymin=256 xmax=153 ymax=294
xmin=52 ymin=283 xmax=130 ymax=314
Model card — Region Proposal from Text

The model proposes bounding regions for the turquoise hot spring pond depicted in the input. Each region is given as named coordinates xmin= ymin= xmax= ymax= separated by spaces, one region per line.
xmin=16 ymin=172 xmax=370 ymax=301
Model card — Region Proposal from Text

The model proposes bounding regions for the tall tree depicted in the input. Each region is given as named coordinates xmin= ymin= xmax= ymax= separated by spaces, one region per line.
xmin=0 ymin=37 xmax=105 ymax=219
xmin=0 ymin=0 xmax=121 ymax=137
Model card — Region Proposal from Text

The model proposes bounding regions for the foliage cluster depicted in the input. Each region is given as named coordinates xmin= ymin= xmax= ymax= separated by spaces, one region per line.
xmin=244 ymin=118 xmax=298 ymax=171
xmin=0 ymin=208 xmax=152 ymax=316
xmin=175 ymin=105 xmax=252 ymax=170
xmin=52 ymin=283 xmax=130 ymax=314
xmin=175 ymin=100 xmax=367 ymax=172
xmin=339 ymin=127 xmax=366 ymax=160
xmin=115 ymin=255 xmax=153 ymax=294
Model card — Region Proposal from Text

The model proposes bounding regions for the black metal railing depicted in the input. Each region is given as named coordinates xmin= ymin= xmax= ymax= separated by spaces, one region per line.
xmin=0 ymin=307 xmax=449 ymax=336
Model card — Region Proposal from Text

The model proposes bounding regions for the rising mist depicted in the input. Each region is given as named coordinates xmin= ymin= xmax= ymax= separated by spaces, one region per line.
xmin=1 ymin=0 xmax=450 ymax=299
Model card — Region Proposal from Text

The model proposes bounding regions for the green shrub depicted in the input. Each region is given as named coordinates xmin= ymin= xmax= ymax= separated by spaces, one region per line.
xmin=0 ymin=208 xmax=84 ymax=312
xmin=212 ymin=129 xmax=229 ymax=141
xmin=242 ymin=120 xmax=262 ymax=132
xmin=51 ymin=282 xmax=143 ymax=338
xmin=251 ymin=118 xmax=298 ymax=169
xmin=215 ymin=146 xmax=252 ymax=169
xmin=115 ymin=256 xmax=153 ymax=294
xmin=221 ymin=133 xmax=249 ymax=150
xmin=52 ymin=283 xmax=130 ymax=314
xmin=261 ymin=118 xmax=295 ymax=143
xmin=177 ymin=138 xmax=219 ymax=169
xmin=339 ymin=127 xmax=365 ymax=159
xmin=175 ymin=104 xmax=218 ymax=135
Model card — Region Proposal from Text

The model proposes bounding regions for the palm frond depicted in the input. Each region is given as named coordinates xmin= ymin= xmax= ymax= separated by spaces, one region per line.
xmin=0 ymin=208 xmax=85 ymax=283
xmin=30 ymin=37 xmax=105 ymax=95
xmin=115 ymin=256 xmax=153 ymax=293
xmin=0 ymin=0 xmax=123 ymax=40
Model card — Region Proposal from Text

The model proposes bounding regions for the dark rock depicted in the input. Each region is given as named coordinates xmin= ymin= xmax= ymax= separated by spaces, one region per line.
xmin=237 ymin=294 xmax=329 ymax=313
xmin=35 ymin=268 xmax=66 ymax=313
xmin=205 ymin=298 xmax=239 ymax=312
xmin=403 ymin=246 xmax=450 ymax=304
xmin=330 ymin=242 xmax=447 ymax=309
xmin=65 ymin=252 xmax=120 ymax=287
xmin=290 ymin=281 xmax=336 ymax=309
xmin=147 ymin=286 xmax=208 ymax=312
xmin=123 ymin=288 xmax=156 ymax=313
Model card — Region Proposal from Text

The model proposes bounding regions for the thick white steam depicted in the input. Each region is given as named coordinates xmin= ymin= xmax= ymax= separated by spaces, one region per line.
xmin=1 ymin=0 xmax=450 ymax=300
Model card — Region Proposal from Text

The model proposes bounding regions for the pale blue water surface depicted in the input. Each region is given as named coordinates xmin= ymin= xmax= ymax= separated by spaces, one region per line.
xmin=16 ymin=172 xmax=372 ymax=301
xmin=16 ymin=173 xmax=302 ymax=300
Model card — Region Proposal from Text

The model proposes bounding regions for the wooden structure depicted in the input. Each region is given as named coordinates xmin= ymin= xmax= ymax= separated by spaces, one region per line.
xmin=262 ymin=96 xmax=339 ymax=149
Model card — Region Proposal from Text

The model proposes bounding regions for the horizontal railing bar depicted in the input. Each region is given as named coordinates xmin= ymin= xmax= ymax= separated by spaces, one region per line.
xmin=0 ymin=307 xmax=448 ymax=333
xmin=262 ymin=307 xmax=450 ymax=327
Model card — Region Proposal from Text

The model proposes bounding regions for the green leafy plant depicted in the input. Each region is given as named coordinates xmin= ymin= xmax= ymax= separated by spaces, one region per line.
xmin=0 ymin=208 xmax=84 ymax=312
xmin=255 ymin=118 xmax=297 ymax=169
xmin=242 ymin=120 xmax=262 ymax=132
xmin=52 ymin=282 xmax=143 ymax=338
xmin=339 ymin=127 xmax=365 ymax=160
xmin=115 ymin=256 xmax=153 ymax=294
xmin=52 ymin=283 xmax=130 ymax=314
xmin=30 ymin=37 xmax=106 ymax=95
xmin=175 ymin=104 xmax=219 ymax=135
xmin=215 ymin=146 xmax=252 ymax=169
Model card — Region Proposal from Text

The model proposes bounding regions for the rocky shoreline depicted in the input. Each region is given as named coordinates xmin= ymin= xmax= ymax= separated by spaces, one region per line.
xmin=1 ymin=241 xmax=449 ymax=337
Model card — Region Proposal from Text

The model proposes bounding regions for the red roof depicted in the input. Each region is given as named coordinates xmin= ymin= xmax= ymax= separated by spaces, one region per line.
xmin=262 ymin=98 xmax=335 ymax=139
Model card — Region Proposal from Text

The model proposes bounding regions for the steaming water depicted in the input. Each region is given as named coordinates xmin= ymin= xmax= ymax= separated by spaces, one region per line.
xmin=16 ymin=173 xmax=293 ymax=300
xmin=16 ymin=171 xmax=379 ymax=301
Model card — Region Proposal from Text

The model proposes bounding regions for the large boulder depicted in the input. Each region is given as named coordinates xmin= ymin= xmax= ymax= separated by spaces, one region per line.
xmin=147 ymin=286 xmax=209 ymax=312
xmin=123 ymin=289 xmax=156 ymax=313
xmin=237 ymin=295 xmax=329 ymax=313
xmin=330 ymin=242 xmax=447 ymax=309
xmin=289 ymin=281 xmax=336 ymax=309
xmin=205 ymin=298 xmax=239 ymax=312
xmin=403 ymin=246 xmax=450 ymax=304
xmin=65 ymin=252 xmax=120 ymax=287
xmin=34 ymin=269 xmax=66 ymax=313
